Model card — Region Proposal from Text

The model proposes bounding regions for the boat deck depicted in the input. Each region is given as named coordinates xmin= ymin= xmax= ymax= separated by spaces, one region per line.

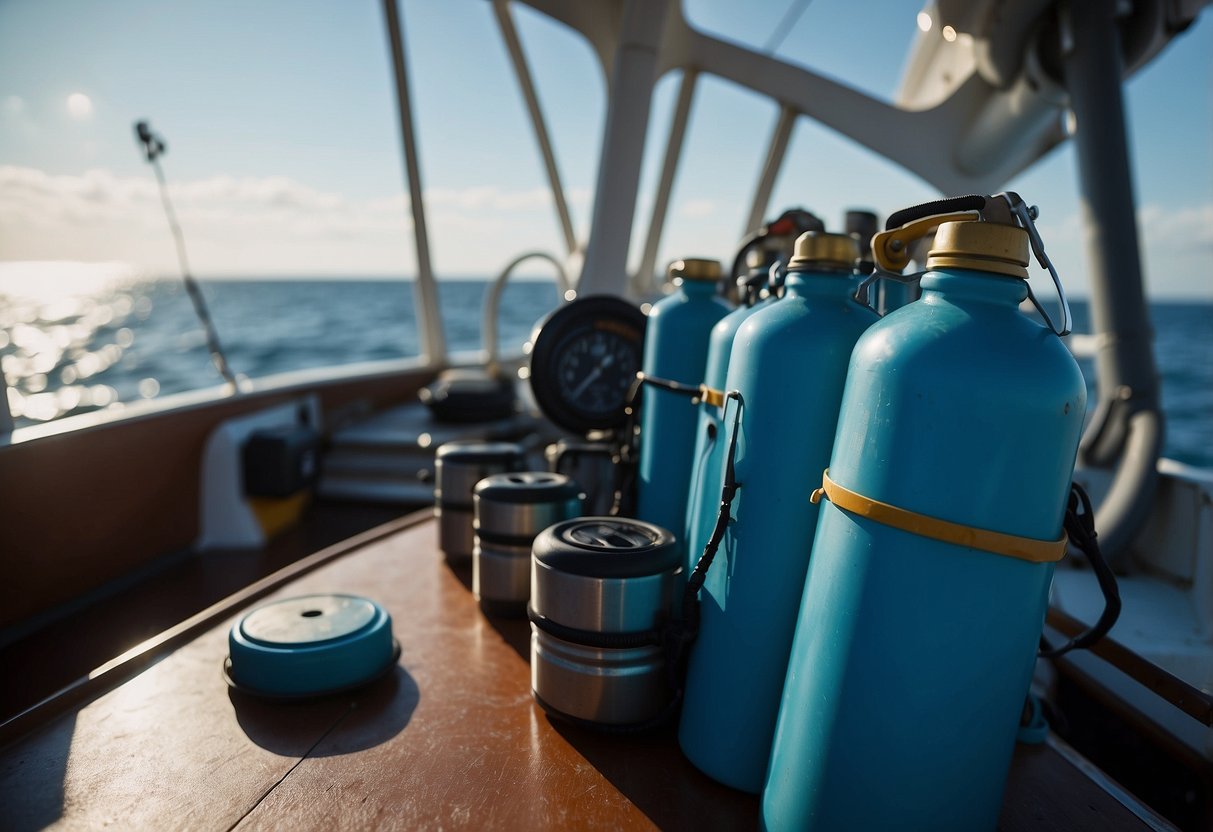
xmin=0 ymin=513 xmax=1171 ymax=830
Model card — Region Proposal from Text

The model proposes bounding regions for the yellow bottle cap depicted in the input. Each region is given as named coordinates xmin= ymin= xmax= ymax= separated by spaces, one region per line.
xmin=926 ymin=221 xmax=1030 ymax=278
xmin=669 ymin=258 xmax=723 ymax=281
xmin=787 ymin=231 xmax=859 ymax=271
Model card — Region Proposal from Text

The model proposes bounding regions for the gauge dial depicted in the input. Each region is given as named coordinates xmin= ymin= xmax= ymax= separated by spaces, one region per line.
xmin=528 ymin=296 xmax=647 ymax=434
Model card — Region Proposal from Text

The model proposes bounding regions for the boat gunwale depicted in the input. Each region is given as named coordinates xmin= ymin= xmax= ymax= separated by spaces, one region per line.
xmin=2 ymin=349 xmax=527 ymax=448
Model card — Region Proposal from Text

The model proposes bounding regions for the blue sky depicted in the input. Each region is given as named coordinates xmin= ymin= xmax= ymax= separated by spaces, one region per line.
xmin=0 ymin=0 xmax=1209 ymax=298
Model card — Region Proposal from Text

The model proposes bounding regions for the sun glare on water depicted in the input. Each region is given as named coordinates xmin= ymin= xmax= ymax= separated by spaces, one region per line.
xmin=1 ymin=261 xmax=150 ymax=424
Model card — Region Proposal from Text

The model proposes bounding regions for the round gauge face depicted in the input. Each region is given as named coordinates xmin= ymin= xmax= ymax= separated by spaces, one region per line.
xmin=528 ymin=296 xmax=647 ymax=434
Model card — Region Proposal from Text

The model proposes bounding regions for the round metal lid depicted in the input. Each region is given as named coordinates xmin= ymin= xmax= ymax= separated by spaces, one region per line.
xmin=435 ymin=440 xmax=526 ymax=465
xmin=533 ymin=517 xmax=678 ymax=579
xmin=474 ymin=472 xmax=584 ymax=504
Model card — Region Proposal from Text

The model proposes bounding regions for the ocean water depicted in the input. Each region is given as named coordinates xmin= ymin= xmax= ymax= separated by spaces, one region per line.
xmin=2 ymin=278 xmax=1210 ymax=469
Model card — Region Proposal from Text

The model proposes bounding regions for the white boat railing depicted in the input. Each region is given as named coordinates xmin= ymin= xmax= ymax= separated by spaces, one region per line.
xmin=482 ymin=251 xmax=572 ymax=374
xmin=491 ymin=0 xmax=579 ymax=260
xmin=382 ymin=0 xmax=446 ymax=364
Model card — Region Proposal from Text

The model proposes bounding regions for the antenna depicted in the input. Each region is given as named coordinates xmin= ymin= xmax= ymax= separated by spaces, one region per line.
xmin=133 ymin=120 xmax=241 ymax=391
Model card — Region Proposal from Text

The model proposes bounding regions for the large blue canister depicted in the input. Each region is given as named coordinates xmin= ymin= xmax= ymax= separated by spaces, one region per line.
xmin=762 ymin=215 xmax=1086 ymax=830
xmin=683 ymin=245 xmax=784 ymax=575
xmin=636 ymin=259 xmax=731 ymax=551
xmin=678 ymin=232 xmax=878 ymax=793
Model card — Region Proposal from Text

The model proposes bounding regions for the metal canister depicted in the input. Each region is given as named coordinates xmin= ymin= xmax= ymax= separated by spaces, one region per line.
xmin=678 ymin=232 xmax=879 ymax=793
xmin=545 ymin=439 xmax=616 ymax=515
xmin=636 ymin=258 xmax=732 ymax=558
xmin=764 ymin=204 xmax=1085 ymax=831
xmin=434 ymin=440 xmax=526 ymax=565
xmin=529 ymin=517 xmax=679 ymax=729
xmin=473 ymin=472 xmax=585 ymax=616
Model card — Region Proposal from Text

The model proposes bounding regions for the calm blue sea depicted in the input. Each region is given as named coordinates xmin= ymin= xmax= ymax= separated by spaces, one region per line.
xmin=2 ymin=278 xmax=1210 ymax=468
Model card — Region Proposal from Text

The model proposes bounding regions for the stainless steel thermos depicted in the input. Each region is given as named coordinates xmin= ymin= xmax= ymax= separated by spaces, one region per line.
xmin=473 ymin=472 xmax=584 ymax=616
xmin=529 ymin=517 xmax=680 ymax=728
xmin=434 ymin=440 xmax=526 ymax=565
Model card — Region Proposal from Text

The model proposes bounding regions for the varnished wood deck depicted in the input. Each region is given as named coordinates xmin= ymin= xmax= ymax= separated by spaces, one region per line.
xmin=0 ymin=515 xmax=1171 ymax=830
xmin=0 ymin=501 xmax=409 ymax=722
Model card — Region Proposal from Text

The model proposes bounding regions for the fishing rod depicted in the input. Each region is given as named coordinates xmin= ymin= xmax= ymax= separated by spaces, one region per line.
xmin=134 ymin=120 xmax=241 ymax=391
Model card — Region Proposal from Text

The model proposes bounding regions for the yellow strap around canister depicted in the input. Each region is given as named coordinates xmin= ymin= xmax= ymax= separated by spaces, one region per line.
xmin=810 ymin=469 xmax=1068 ymax=563
xmin=698 ymin=385 xmax=726 ymax=408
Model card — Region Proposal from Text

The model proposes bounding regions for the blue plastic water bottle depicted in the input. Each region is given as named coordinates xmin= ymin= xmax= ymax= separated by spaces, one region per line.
xmin=683 ymin=245 xmax=783 ymax=575
xmin=763 ymin=198 xmax=1085 ymax=831
xmin=678 ymin=232 xmax=878 ymax=793
xmin=636 ymin=259 xmax=731 ymax=547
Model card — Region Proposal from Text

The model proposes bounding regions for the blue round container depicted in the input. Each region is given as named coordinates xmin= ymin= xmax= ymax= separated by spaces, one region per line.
xmin=678 ymin=233 xmax=878 ymax=793
xmin=762 ymin=220 xmax=1086 ymax=830
xmin=635 ymin=259 xmax=731 ymax=552
xmin=227 ymin=594 xmax=396 ymax=697
xmin=683 ymin=255 xmax=780 ymax=576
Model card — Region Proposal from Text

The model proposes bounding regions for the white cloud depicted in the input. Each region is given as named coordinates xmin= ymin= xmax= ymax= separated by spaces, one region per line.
xmin=1137 ymin=202 xmax=1213 ymax=248
xmin=0 ymin=165 xmax=584 ymax=276
xmin=680 ymin=198 xmax=717 ymax=218
xmin=1025 ymin=201 xmax=1213 ymax=299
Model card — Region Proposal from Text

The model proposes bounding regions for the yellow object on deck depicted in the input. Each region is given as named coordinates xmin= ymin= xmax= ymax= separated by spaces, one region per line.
xmin=249 ymin=491 xmax=311 ymax=541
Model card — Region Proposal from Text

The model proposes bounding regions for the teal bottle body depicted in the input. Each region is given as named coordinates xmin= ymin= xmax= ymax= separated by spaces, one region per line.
xmin=678 ymin=269 xmax=878 ymax=793
xmin=762 ymin=269 xmax=1087 ymax=831
xmin=683 ymin=295 xmax=775 ymax=572
xmin=636 ymin=279 xmax=731 ymax=543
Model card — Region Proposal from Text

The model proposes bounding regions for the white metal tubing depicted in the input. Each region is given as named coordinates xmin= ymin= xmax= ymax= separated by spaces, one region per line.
xmin=743 ymin=104 xmax=797 ymax=237
xmin=578 ymin=0 xmax=671 ymax=297
xmin=482 ymin=251 xmax=571 ymax=371
xmin=382 ymin=0 xmax=446 ymax=363
xmin=636 ymin=68 xmax=698 ymax=296
xmin=677 ymin=28 xmax=1014 ymax=195
xmin=493 ymin=0 xmax=578 ymax=257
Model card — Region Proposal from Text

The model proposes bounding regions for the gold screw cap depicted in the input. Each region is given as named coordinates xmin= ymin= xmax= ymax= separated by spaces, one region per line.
xmin=787 ymin=231 xmax=859 ymax=271
xmin=926 ymin=221 xmax=1030 ymax=278
xmin=669 ymin=258 xmax=722 ymax=281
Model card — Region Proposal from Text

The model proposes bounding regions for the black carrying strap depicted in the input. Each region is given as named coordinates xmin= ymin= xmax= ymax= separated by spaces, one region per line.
xmin=1039 ymin=482 xmax=1121 ymax=659
xmin=609 ymin=372 xmax=716 ymax=516
xmin=603 ymin=371 xmax=745 ymax=692
xmin=663 ymin=391 xmax=744 ymax=689
xmin=884 ymin=194 xmax=988 ymax=229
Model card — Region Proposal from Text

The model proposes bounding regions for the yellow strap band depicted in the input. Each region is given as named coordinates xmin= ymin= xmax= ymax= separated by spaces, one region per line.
xmin=698 ymin=386 xmax=726 ymax=408
xmin=810 ymin=469 xmax=1068 ymax=564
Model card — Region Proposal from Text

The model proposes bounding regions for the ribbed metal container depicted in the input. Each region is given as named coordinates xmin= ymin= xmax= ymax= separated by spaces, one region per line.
xmin=545 ymin=439 xmax=617 ymax=516
xmin=473 ymin=472 xmax=585 ymax=616
xmin=434 ymin=441 xmax=526 ymax=565
xmin=529 ymin=517 xmax=679 ymax=728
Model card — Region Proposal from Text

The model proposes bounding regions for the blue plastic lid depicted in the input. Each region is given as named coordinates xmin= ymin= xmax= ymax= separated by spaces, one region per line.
xmin=226 ymin=594 xmax=397 ymax=698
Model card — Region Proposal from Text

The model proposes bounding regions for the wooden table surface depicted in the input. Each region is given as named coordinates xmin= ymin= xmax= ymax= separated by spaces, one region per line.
xmin=0 ymin=515 xmax=1166 ymax=830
